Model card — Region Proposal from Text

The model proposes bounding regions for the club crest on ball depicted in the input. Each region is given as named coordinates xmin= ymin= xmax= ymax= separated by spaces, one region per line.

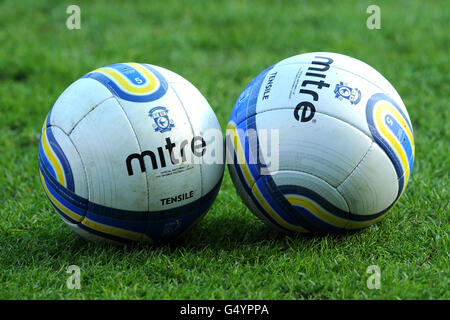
xmin=334 ymin=81 xmax=361 ymax=105
xmin=149 ymin=106 xmax=175 ymax=133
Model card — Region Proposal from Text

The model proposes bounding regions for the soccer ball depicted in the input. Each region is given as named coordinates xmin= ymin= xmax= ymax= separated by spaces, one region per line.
xmin=227 ymin=52 xmax=414 ymax=233
xmin=39 ymin=63 xmax=224 ymax=243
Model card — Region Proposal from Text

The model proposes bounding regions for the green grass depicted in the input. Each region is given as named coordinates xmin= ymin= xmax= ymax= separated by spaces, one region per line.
xmin=0 ymin=0 xmax=448 ymax=299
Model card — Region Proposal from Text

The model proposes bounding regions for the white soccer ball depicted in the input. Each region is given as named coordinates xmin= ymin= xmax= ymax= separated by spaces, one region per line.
xmin=39 ymin=63 xmax=224 ymax=243
xmin=227 ymin=52 xmax=414 ymax=233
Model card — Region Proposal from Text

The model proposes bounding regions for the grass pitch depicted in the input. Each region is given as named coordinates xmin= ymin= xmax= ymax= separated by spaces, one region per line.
xmin=0 ymin=0 xmax=448 ymax=299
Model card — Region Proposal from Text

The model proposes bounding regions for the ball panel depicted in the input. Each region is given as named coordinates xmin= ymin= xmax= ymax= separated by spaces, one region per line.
xmin=253 ymin=109 xmax=373 ymax=188
xmin=39 ymin=117 xmax=88 ymax=224
xmin=170 ymin=80 xmax=224 ymax=197
xmin=227 ymin=120 xmax=299 ymax=233
xmin=70 ymin=97 xmax=149 ymax=212
xmin=278 ymin=184 xmax=350 ymax=232
xmin=81 ymin=63 xmax=169 ymax=103
xmin=228 ymin=65 xmax=275 ymax=127
xmin=79 ymin=210 xmax=148 ymax=242
xmin=279 ymin=179 xmax=387 ymax=231
xmin=49 ymin=126 xmax=88 ymax=199
xmin=49 ymin=78 xmax=113 ymax=134
xmin=39 ymin=117 xmax=73 ymax=191
xmin=366 ymin=93 xmax=415 ymax=197
xmin=251 ymin=175 xmax=311 ymax=233
xmin=271 ymin=171 xmax=349 ymax=212
xmin=39 ymin=163 xmax=86 ymax=224
xmin=337 ymin=142 xmax=399 ymax=216
xmin=226 ymin=118 xmax=259 ymax=189
xmin=58 ymin=215 xmax=126 ymax=245
xmin=228 ymin=161 xmax=297 ymax=234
